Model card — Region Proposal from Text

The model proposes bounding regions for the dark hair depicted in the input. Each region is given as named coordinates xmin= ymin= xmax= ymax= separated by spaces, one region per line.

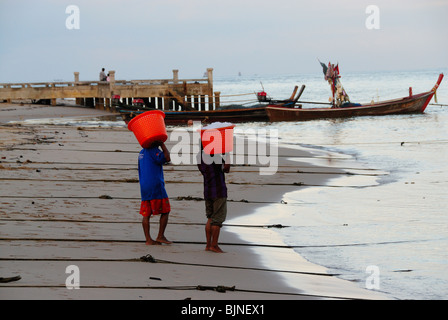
xmin=150 ymin=141 xmax=162 ymax=148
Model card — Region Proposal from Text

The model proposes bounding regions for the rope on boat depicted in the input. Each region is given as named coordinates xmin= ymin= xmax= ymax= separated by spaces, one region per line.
xmin=297 ymin=100 xmax=332 ymax=105
xmin=142 ymin=93 xmax=255 ymax=99
xmin=429 ymin=103 xmax=448 ymax=107
xmin=218 ymin=98 xmax=259 ymax=104
xmin=219 ymin=92 xmax=255 ymax=97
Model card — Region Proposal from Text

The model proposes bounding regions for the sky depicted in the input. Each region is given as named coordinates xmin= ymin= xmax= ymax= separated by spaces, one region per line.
xmin=0 ymin=0 xmax=447 ymax=82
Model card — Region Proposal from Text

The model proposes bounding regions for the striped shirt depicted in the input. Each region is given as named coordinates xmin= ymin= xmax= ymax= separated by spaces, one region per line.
xmin=197 ymin=153 xmax=227 ymax=199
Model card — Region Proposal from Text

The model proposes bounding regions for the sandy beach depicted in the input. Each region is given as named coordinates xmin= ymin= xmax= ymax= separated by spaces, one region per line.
xmin=0 ymin=103 xmax=388 ymax=301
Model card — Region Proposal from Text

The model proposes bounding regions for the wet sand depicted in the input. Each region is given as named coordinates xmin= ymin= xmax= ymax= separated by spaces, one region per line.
xmin=0 ymin=103 xmax=388 ymax=300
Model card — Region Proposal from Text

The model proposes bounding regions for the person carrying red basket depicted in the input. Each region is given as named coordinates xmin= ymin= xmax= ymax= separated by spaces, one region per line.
xmin=138 ymin=141 xmax=172 ymax=245
xmin=197 ymin=151 xmax=230 ymax=253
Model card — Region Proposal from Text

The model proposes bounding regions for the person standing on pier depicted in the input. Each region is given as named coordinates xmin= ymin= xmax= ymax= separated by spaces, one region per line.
xmin=138 ymin=141 xmax=172 ymax=245
xmin=99 ymin=68 xmax=107 ymax=81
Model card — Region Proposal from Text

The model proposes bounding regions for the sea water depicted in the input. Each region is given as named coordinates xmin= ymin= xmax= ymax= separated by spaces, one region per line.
xmin=214 ymin=69 xmax=448 ymax=300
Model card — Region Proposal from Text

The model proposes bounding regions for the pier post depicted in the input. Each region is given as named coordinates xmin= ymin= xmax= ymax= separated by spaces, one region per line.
xmin=105 ymin=97 xmax=111 ymax=111
xmin=194 ymin=95 xmax=199 ymax=111
xmin=207 ymin=68 xmax=214 ymax=109
xmin=107 ymin=71 xmax=115 ymax=111
xmin=95 ymin=97 xmax=104 ymax=110
xmin=173 ymin=69 xmax=179 ymax=84
xmin=74 ymin=72 xmax=84 ymax=106
xmin=164 ymin=97 xmax=171 ymax=111
xmin=109 ymin=70 xmax=115 ymax=84
xmin=85 ymin=98 xmax=94 ymax=107
xmin=214 ymin=91 xmax=220 ymax=109
xmin=207 ymin=68 xmax=213 ymax=88
xmin=158 ymin=97 xmax=163 ymax=110
xmin=186 ymin=95 xmax=192 ymax=110
xmin=200 ymin=95 xmax=205 ymax=111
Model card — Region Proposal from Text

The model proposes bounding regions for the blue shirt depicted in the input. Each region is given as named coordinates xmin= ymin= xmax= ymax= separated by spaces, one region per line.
xmin=138 ymin=147 xmax=168 ymax=201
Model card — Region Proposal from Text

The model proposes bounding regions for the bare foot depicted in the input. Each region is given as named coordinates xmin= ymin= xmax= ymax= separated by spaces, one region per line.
xmin=156 ymin=236 xmax=172 ymax=244
xmin=145 ymin=240 xmax=161 ymax=245
xmin=209 ymin=245 xmax=224 ymax=253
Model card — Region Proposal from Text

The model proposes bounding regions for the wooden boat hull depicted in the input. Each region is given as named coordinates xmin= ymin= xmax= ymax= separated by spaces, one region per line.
xmin=266 ymin=74 xmax=443 ymax=122
xmin=163 ymin=106 xmax=269 ymax=125
xmin=120 ymin=106 xmax=270 ymax=125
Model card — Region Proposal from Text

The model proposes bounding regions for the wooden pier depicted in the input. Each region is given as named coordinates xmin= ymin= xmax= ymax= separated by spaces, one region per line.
xmin=0 ymin=68 xmax=220 ymax=112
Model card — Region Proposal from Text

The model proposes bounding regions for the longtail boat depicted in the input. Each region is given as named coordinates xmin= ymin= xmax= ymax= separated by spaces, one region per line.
xmin=120 ymin=85 xmax=305 ymax=125
xmin=266 ymin=73 xmax=443 ymax=122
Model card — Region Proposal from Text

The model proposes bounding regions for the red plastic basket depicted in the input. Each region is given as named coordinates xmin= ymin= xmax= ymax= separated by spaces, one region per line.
xmin=127 ymin=110 xmax=167 ymax=148
xmin=200 ymin=125 xmax=235 ymax=155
